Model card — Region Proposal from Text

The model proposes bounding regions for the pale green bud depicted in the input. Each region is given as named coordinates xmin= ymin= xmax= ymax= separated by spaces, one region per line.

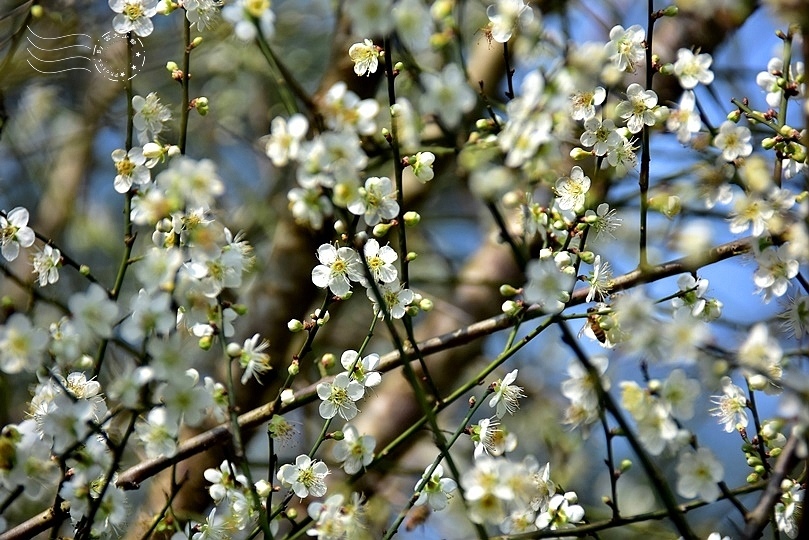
xmin=287 ymin=361 xmax=299 ymax=376
xmin=727 ymin=109 xmax=742 ymax=122
xmin=569 ymin=147 xmax=591 ymax=160
xmin=198 ymin=335 xmax=213 ymax=350
xmin=373 ymin=222 xmax=393 ymax=237
xmin=404 ymin=211 xmax=421 ymax=226
xmin=193 ymin=97 xmax=209 ymax=116
xmin=321 ymin=353 xmax=336 ymax=369
xmin=419 ymin=298 xmax=434 ymax=311
xmin=500 ymin=284 xmax=520 ymax=297
xmin=287 ymin=319 xmax=304 ymax=332
xmin=579 ymin=251 xmax=595 ymax=264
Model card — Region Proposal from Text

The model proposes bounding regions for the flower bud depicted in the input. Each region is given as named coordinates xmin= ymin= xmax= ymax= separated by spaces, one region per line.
xmin=404 ymin=211 xmax=421 ymax=226
xmin=190 ymin=36 xmax=203 ymax=49
xmin=167 ymin=145 xmax=181 ymax=157
xmin=193 ymin=96 xmax=209 ymax=116
xmin=286 ymin=508 xmax=298 ymax=520
xmin=619 ymin=459 xmax=632 ymax=472
xmin=569 ymin=147 xmax=592 ymax=160
xmin=419 ymin=298 xmax=434 ymax=312
xmin=287 ymin=361 xmax=299 ymax=376
xmin=331 ymin=430 xmax=345 ymax=441
xmin=157 ymin=0 xmax=176 ymax=14
xmin=502 ymin=300 xmax=522 ymax=316
xmin=166 ymin=61 xmax=179 ymax=72
xmin=761 ymin=137 xmax=777 ymax=150
xmin=727 ymin=109 xmax=742 ymax=122
xmin=80 ymin=264 xmax=91 ymax=276
xmin=31 ymin=4 xmax=43 ymax=17
xmin=747 ymin=472 xmax=759 ymax=483
xmin=288 ymin=319 xmax=304 ymax=332
xmin=142 ymin=142 xmax=163 ymax=159
xmin=281 ymin=389 xmax=295 ymax=404
xmin=500 ymin=284 xmax=519 ymax=297
xmin=770 ymin=447 xmax=782 ymax=458
xmin=198 ymin=335 xmax=213 ymax=350
xmin=373 ymin=222 xmax=393 ymax=237
xmin=394 ymin=61 xmax=404 ymax=72
xmin=321 ymin=353 xmax=336 ymax=369
xmin=226 ymin=342 xmax=242 ymax=357
xmin=579 ymin=251 xmax=595 ymax=264
xmin=754 ymin=464 xmax=766 ymax=475
xmin=661 ymin=5 xmax=678 ymax=16
xmin=406 ymin=251 xmax=418 ymax=261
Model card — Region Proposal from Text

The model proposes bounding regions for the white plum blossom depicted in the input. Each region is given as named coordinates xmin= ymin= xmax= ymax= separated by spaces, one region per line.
xmin=605 ymin=24 xmax=645 ymax=73
xmin=580 ymin=118 xmax=622 ymax=156
xmin=222 ymin=0 xmax=275 ymax=42
xmin=673 ymin=48 xmax=715 ymax=89
xmin=311 ymin=244 xmax=366 ymax=297
xmin=523 ymin=256 xmax=576 ymax=314
xmin=31 ymin=244 xmax=61 ymax=287
xmin=472 ymin=417 xmax=501 ymax=459
xmin=348 ymin=39 xmax=378 ymax=77
xmin=660 ymin=369 xmax=701 ymax=421
xmin=237 ymin=333 xmax=272 ymax=385
xmin=332 ymin=423 xmax=375 ymax=474
xmin=112 ymin=147 xmax=151 ymax=193
xmin=710 ymin=376 xmax=749 ymax=432
xmin=414 ymin=463 xmax=457 ymax=511
xmin=320 ymin=82 xmax=380 ymax=136
xmin=0 ymin=313 xmax=48 ymax=374
xmin=666 ymin=90 xmax=702 ymax=143
xmin=409 ymin=151 xmax=435 ymax=183
xmin=1 ymin=206 xmax=35 ymax=262
xmin=535 ymin=492 xmax=585 ymax=531
xmin=366 ymin=279 xmax=414 ymax=319
xmin=266 ymin=114 xmax=309 ymax=167
xmin=347 ymin=176 xmax=399 ymax=227
xmin=288 ymin=185 xmax=332 ymax=230
xmin=585 ymin=255 xmax=612 ymax=302
xmin=714 ymin=121 xmax=753 ymax=161
xmin=346 ymin=0 xmax=394 ymax=37
xmin=486 ymin=0 xmax=534 ymax=43
xmin=109 ymin=0 xmax=159 ymax=37
xmin=675 ymin=447 xmax=724 ymax=502
xmin=489 ymin=369 xmax=525 ymax=418
xmin=585 ymin=203 xmax=622 ymax=239
xmin=317 ymin=372 xmax=365 ymax=420
xmin=132 ymin=93 xmax=171 ymax=144
xmin=737 ymin=323 xmax=783 ymax=393
xmin=340 ymin=349 xmax=382 ymax=388
xmin=569 ymin=86 xmax=606 ymax=121
xmin=420 ymin=63 xmax=477 ymax=128
xmin=69 ymin=283 xmax=119 ymax=340
xmin=753 ymin=244 xmax=798 ymax=302
xmin=555 ymin=166 xmax=591 ymax=210
xmin=615 ymin=83 xmax=658 ymax=133
xmin=363 ymin=239 xmax=398 ymax=284
xmin=135 ymin=407 xmax=178 ymax=459
xmin=277 ymin=454 xmax=329 ymax=499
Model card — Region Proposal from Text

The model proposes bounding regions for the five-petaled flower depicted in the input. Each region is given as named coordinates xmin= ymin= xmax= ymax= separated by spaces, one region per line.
xmin=277 ymin=454 xmax=329 ymax=499
xmin=348 ymin=39 xmax=379 ymax=77
xmin=0 ymin=207 xmax=35 ymax=262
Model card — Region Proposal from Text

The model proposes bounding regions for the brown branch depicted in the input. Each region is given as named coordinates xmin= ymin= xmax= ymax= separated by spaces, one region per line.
xmin=741 ymin=434 xmax=802 ymax=540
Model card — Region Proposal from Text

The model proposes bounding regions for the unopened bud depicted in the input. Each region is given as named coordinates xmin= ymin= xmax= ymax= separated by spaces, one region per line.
xmin=500 ymin=284 xmax=519 ymax=297
xmin=373 ymin=222 xmax=393 ymax=237
xmin=331 ymin=430 xmax=345 ymax=441
xmin=167 ymin=145 xmax=181 ymax=157
xmin=226 ymin=342 xmax=242 ymax=357
xmin=502 ymin=300 xmax=522 ymax=316
xmin=747 ymin=472 xmax=759 ymax=483
xmin=579 ymin=251 xmax=595 ymax=264
xmin=394 ymin=61 xmax=404 ymax=72
xmin=761 ymin=137 xmax=777 ymax=150
xmin=288 ymin=319 xmax=304 ymax=332
xmin=286 ymin=508 xmax=298 ymax=520
xmin=570 ymin=147 xmax=592 ymax=160
xmin=321 ymin=353 xmax=336 ymax=369
xmin=30 ymin=4 xmax=43 ymax=17
xmin=166 ymin=61 xmax=179 ymax=72
xmin=727 ymin=109 xmax=742 ymax=122
xmin=619 ymin=459 xmax=632 ymax=472
xmin=661 ymin=5 xmax=678 ymax=16
xmin=419 ymin=298 xmax=434 ymax=311
xmin=281 ymin=388 xmax=295 ymax=404
xmin=80 ymin=265 xmax=91 ymax=276
xmin=406 ymin=251 xmax=418 ymax=261
xmin=190 ymin=36 xmax=203 ymax=49
xmin=287 ymin=361 xmax=299 ymax=376
xmin=198 ymin=335 xmax=213 ymax=350
xmin=192 ymin=96 xmax=209 ymax=116
xmin=404 ymin=211 xmax=421 ymax=226
xmin=658 ymin=63 xmax=674 ymax=76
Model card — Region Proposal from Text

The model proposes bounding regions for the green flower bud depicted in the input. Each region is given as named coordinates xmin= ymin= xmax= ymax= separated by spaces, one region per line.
xmin=198 ymin=335 xmax=213 ymax=350
xmin=500 ymin=284 xmax=520 ymax=297
xmin=419 ymin=298 xmax=434 ymax=312
xmin=579 ymin=251 xmax=595 ymax=264
xmin=373 ymin=222 xmax=392 ymax=237
xmin=569 ymin=147 xmax=592 ymax=160
xmin=619 ymin=459 xmax=633 ymax=472
xmin=287 ymin=361 xmax=299 ymax=376
xmin=661 ymin=5 xmax=678 ymax=16
xmin=406 ymin=251 xmax=418 ymax=261
xmin=193 ymin=96 xmax=209 ymax=116
xmin=321 ymin=353 xmax=336 ymax=369
xmin=727 ymin=110 xmax=742 ymax=122
xmin=747 ymin=472 xmax=759 ymax=483
xmin=331 ymin=430 xmax=344 ymax=441
xmin=288 ymin=319 xmax=304 ymax=332
xmin=404 ymin=211 xmax=421 ymax=226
